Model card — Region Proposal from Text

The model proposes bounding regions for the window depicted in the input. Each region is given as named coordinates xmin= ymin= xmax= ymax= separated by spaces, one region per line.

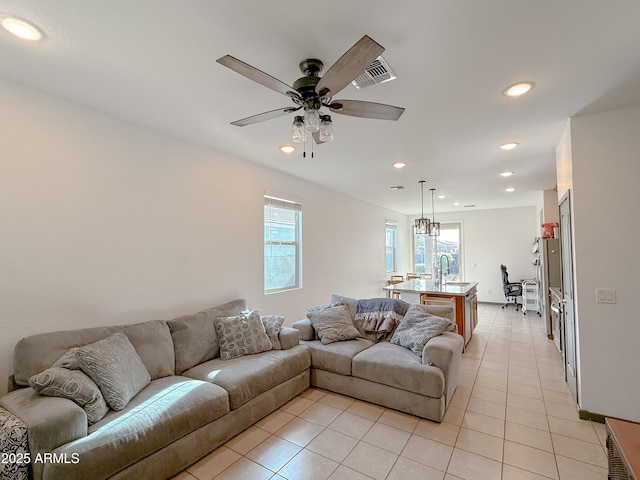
xmin=413 ymin=222 xmax=463 ymax=281
xmin=264 ymin=195 xmax=302 ymax=293
xmin=385 ymin=221 xmax=398 ymax=273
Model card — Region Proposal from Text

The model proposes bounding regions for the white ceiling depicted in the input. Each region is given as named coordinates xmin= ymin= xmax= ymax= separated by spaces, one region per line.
xmin=2 ymin=1 xmax=640 ymax=215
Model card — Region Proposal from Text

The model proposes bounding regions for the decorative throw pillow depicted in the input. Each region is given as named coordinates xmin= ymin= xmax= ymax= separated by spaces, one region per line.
xmin=52 ymin=347 xmax=81 ymax=369
xmin=28 ymin=367 xmax=109 ymax=424
xmin=307 ymin=304 xmax=361 ymax=345
xmin=261 ymin=314 xmax=284 ymax=350
xmin=75 ymin=332 xmax=151 ymax=411
xmin=215 ymin=310 xmax=273 ymax=360
xmin=390 ymin=304 xmax=456 ymax=357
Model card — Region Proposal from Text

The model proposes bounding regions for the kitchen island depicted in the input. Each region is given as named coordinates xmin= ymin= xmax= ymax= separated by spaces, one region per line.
xmin=384 ymin=279 xmax=478 ymax=346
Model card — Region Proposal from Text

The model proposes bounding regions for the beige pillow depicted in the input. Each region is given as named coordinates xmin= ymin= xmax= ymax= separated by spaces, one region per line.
xmin=75 ymin=332 xmax=151 ymax=411
xmin=307 ymin=305 xmax=361 ymax=344
xmin=215 ymin=310 xmax=273 ymax=360
xmin=261 ymin=314 xmax=284 ymax=350
xmin=390 ymin=304 xmax=456 ymax=356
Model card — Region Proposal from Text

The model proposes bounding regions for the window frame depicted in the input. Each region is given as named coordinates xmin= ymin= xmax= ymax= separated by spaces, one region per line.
xmin=264 ymin=194 xmax=302 ymax=294
xmin=385 ymin=221 xmax=398 ymax=273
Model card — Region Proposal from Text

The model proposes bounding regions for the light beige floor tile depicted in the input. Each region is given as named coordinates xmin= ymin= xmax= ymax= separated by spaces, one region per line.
xmin=387 ymin=456 xmax=446 ymax=480
xmin=414 ymin=418 xmax=460 ymax=445
xmin=317 ymin=392 xmax=355 ymax=411
xmin=507 ymin=393 xmax=546 ymax=414
xmin=442 ymin=406 xmax=466 ymax=426
xmin=477 ymin=367 xmax=508 ymax=382
xmin=256 ymin=409 xmax=296 ymax=433
xmin=542 ymin=388 xmax=575 ymax=406
xmin=541 ymin=378 xmax=571 ymax=394
xmin=509 ymin=365 xmax=540 ymax=378
xmin=507 ymin=383 xmax=543 ymax=400
xmin=461 ymin=410 xmax=504 ymax=438
xmin=449 ymin=391 xmax=470 ymax=410
xmin=345 ymin=400 xmax=384 ymax=421
xmin=547 ymin=416 xmax=600 ymax=444
xmin=342 ymin=442 xmax=398 ymax=480
xmin=377 ymin=409 xmax=420 ymax=432
xmin=501 ymin=464 xmax=554 ymax=480
xmin=555 ymin=455 xmax=608 ymax=480
xmin=545 ymin=403 xmax=579 ymax=422
xmin=466 ymin=397 xmax=506 ymax=420
xmin=299 ymin=388 xmax=327 ymax=402
xmin=212 ymin=457 xmax=273 ymax=480
xmin=473 ymin=375 xmax=507 ymax=393
xmin=172 ymin=472 xmax=197 ymax=480
xmin=471 ymin=385 xmax=507 ymax=404
xmin=275 ymin=417 xmax=325 ymax=447
xmin=551 ymin=433 xmax=607 ymax=468
xmin=362 ymin=422 xmax=411 ymax=454
xmin=246 ymin=435 xmax=302 ymax=472
xmin=281 ymin=396 xmax=316 ymax=416
xmin=592 ymin=421 xmax=607 ymax=447
xmin=480 ymin=359 xmax=509 ymax=372
xmin=455 ymin=427 xmax=503 ymax=461
xmin=503 ymin=441 xmax=559 ymax=479
xmin=508 ymin=374 xmax=541 ymax=388
xmin=505 ymin=421 xmax=553 ymax=452
xmin=401 ymin=434 xmax=453 ymax=472
xmin=300 ymin=403 xmax=344 ymax=427
xmin=506 ymin=406 xmax=549 ymax=431
xmin=187 ymin=446 xmax=241 ymax=480
xmin=327 ymin=465 xmax=373 ymax=480
xmin=225 ymin=426 xmax=271 ymax=455
xmin=328 ymin=411 xmax=375 ymax=440
xmin=306 ymin=428 xmax=359 ymax=463
xmin=446 ymin=448 xmax=502 ymax=480
xmin=278 ymin=449 xmax=339 ymax=480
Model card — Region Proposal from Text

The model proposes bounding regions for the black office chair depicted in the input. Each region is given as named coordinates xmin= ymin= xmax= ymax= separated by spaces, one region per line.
xmin=500 ymin=264 xmax=523 ymax=311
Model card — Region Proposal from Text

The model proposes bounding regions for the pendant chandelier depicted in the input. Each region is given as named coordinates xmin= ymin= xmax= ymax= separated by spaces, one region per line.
xmin=415 ymin=181 xmax=440 ymax=236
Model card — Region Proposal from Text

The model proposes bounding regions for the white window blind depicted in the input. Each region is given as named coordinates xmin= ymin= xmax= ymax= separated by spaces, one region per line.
xmin=264 ymin=195 xmax=302 ymax=293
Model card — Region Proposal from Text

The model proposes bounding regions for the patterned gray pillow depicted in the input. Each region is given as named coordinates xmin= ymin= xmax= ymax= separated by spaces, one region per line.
xmin=215 ymin=310 xmax=273 ymax=360
xmin=28 ymin=367 xmax=109 ymax=424
xmin=390 ymin=304 xmax=456 ymax=357
xmin=261 ymin=314 xmax=284 ymax=350
xmin=52 ymin=347 xmax=81 ymax=369
xmin=75 ymin=332 xmax=151 ymax=411
xmin=307 ymin=305 xmax=361 ymax=345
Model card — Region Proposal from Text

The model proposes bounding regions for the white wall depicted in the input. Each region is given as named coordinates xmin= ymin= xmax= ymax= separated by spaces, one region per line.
xmin=0 ymin=79 xmax=408 ymax=395
xmin=410 ymin=207 xmax=538 ymax=303
xmin=568 ymin=103 xmax=640 ymax=422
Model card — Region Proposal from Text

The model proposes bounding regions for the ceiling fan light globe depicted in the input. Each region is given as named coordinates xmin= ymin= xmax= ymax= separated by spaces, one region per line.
xmin=292 ymin=116 xmax=306 ymax=143
xmin=304 ymin=109 xmax=320 ymax=132
xmin=319 ymin=116 xmax=334 ymax=142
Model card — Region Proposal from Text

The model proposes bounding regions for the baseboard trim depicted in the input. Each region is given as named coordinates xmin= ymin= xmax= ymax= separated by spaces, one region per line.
xmin=579 ymin=409 xmax=606 ymax=424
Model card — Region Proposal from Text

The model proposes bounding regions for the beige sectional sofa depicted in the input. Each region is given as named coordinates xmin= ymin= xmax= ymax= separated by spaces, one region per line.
xmin=292 ymin=295 xmax=464 ymax=422
xmin=0 ymin=299 xmax=310 ymax=480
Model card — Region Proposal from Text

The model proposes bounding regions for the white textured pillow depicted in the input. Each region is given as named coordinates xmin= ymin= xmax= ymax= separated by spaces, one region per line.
xmin=261 ymin=314 xmax=284 ymax=350
xmin=29 ymin=367 xmax=109 ymax=424
xmin=75 ymin=332 xmax=151 ymax=411
xmin=215 ymin=310 xmax=273 ymax=360
xmin=390 ymin=304 xmax=456 ymax=357
xmin=307 ymin=305 xmax=361 ymax=345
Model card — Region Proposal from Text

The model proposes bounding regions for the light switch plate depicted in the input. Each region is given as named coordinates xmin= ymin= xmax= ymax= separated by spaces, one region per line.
xmin=596 ymin=288 xmax=616 ymax=304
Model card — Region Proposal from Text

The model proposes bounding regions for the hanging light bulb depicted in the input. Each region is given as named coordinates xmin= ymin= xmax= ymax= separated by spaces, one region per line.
xmin=428 ymin=188 xmax=440 ymax=236
xmin=292 ymin=116 xmax=306 ymax=143
xmin=304 ymin=108 xmax=320 ymax=132
xmin=415 ymin=180 xmax=431 ymax=234
xmin=319 ymin=115 xmax=334 ymax=142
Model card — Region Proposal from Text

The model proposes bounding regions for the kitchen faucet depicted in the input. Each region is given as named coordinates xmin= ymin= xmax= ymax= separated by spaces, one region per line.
xmin=439 ymin=255 xmax=450 ymax=285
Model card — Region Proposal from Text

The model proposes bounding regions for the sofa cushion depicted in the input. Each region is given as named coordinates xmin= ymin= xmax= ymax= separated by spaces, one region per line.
xmin=13 ymin=319 xmax=175 ymax=387
xmin=352 ymin=342 xmax=445 ymax=398
xmin=261 ymin=314 xmax=284 ymax=349
xmin=28 ymin=367 xmax=109 ymax=424
xmin=215 ymin=310 xmax=273 ymax=360
xmin=308 ymin=305 xmax=360 ymax=344
xmin=167 ymin=299 xmax=247 ymax=374
xmin=390 ymin=304 xmax=456 ymax=357
xmin=48 ymin=376 xmax=229 ymax=480
xmin=301 ymin=338 xmax=375 ymax=376
xmin=75 ymin=333 xmax=151 ymax=411
xmin=182 ymin=345 xmax=310 ymax=410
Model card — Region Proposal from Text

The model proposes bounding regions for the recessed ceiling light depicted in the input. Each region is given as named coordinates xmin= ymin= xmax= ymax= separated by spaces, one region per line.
xmin=279 ymin=145 xmax=296 ymax=154
xmin=504 ymin=81 xmax=534 ymax=97
xmin=437 ymin=194 xmax=446 ymax=199
xmin=1 ymin=16 xmax=43 ymax=41
xmin=500 ymin=171 xmax=514 ymax=177
xmin=499 ymin=142 xmax=519 ymax=151
xmin=505 ymin=187 xmax=516 ymax=193
xmin=392 ymin=161 xmax=407 ymax=169
xmin=453 ymin=202 xmax=460 ymax=206
xmin=388 ymin=185 xmax=406 ymax=191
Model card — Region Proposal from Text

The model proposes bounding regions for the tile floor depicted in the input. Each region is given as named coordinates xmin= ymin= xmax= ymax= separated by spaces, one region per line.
xmin=173 ymin=303 xmax=608 ymax=480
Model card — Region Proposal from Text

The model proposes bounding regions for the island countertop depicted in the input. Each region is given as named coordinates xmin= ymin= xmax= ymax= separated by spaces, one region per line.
xmin=383 ymin=279 xmax=478 ymax=296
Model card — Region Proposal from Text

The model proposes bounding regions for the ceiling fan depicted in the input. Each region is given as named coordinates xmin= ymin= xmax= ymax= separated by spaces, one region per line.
xmin=216 ymin=35 xmax=405 ymax=144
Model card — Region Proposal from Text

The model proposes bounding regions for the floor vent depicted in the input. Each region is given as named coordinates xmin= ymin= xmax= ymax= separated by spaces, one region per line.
xmin=351 ymin=56 xmax=397 ymax=89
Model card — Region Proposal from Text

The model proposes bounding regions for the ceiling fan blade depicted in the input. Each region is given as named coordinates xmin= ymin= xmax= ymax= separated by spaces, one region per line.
xmin=329 ymin=100 xmax=405 ymax=121
xmin=315 ymin=35 xmax=385 ymax=98
xmin=217 ymin=55 xmax=298 ymax=98
xmin=231 ymin=106 xmax=301 ymax=126
xmin=312 ymin=131 xmax=326 ymax=145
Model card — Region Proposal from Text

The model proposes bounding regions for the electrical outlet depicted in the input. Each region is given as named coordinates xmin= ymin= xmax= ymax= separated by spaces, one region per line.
xmin=595 ymin=288 xmax=616 ymax=304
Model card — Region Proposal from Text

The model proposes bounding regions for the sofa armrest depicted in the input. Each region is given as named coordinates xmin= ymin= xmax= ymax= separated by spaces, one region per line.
xmin=278 ymin=327 xmax=300 ymax=349
xmin=291 ymin=318 xmax=315 ymax=341
xmin=0 ymin=388 xmax=87 ymax=480
xmin=422 ymin=332 xmax=464 ymax=407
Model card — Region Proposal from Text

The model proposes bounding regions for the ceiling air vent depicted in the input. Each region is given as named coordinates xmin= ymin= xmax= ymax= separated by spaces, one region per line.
xmin=351 ymin=56 xmax=397 ymax=89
